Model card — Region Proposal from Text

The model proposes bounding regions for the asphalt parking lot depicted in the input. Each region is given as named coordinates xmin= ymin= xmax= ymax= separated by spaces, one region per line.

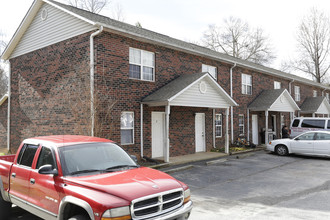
xmin=169 ymin=150 xmax=330 ymax=219
xmin=10 ymin=150 xmax=330 ymax=219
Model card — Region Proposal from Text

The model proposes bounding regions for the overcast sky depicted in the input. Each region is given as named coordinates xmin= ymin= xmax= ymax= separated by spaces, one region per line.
xmin=1 ymin=0 xmax=330 ymax=69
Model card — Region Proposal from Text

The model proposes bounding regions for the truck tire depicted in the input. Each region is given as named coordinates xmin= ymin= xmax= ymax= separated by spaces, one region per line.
xmin=68 ymin=214 xmax=90 ymax=220
xmin=0 ymin=195 xmax=11 ymax=219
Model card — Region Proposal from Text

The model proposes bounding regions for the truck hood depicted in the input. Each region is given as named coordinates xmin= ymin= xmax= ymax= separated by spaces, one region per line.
xmin=64 ymin=167 xmax=183 ymax=201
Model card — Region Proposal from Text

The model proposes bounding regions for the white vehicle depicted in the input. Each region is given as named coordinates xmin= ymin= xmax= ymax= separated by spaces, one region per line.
xmin=267 ymin=131 xmax=330 ymax=156
xmin=290 ymin=117 xmax=330 ymax=137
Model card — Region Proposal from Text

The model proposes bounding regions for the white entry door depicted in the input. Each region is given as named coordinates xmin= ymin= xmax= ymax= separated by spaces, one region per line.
xmin=252 ymin=114 xmax=259 ymax=145
xmin=195 ymin=113 xmax=206 ymax=152
xmin=152 ymin=112 xmax=165 ymax=158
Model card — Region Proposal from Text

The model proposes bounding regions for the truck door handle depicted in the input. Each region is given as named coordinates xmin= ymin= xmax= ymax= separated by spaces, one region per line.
xmin=30 ymin=178 xmax=35 ymax=184
xmin=11 ymin=173 xmax=16 ymax=178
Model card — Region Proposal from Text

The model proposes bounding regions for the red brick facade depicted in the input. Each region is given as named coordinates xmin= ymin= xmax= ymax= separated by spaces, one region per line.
xmin=5 ymin=30 xmax=330 ymax=158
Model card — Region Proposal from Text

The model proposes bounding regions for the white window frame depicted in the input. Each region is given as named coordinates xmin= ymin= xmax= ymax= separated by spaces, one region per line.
xmin=202 ymin=64 xmax=217 ymax=79
xmin=294 ymin=86 xmax=300 ymax=102
xmin=121 ymin=111 xmax=134 ymax=145
xmin=274 ymin=81 xmax=281 ymax=89
xmin=313 ymin=90 xmax=317 ymax=97
xmin=242 ymin=74 xmax=252 ymax=95
xmin=326 ymin=93 xmax=329 ymax=101
xmin=129 ymin=47 xmax=155 ymax=81
xmin=239 ymin=114 xmax=245 ymax=135
xmin=215 ymin=114 xmax=222 ymax=138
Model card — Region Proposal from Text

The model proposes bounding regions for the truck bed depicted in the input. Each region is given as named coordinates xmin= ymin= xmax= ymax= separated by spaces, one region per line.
xmin=0 ymin=154 xmax=15 ymax=162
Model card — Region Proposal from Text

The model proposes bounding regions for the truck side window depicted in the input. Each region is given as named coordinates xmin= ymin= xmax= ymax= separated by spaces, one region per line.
xmin=36 ymin=147 xmax=56 ymax=169
xmin=301 ymin=119 xmax=325 ymax=129
xmin=18 ymin=145 xmax=39 ymax=167
xmin=292 ymin=119 xmax=300 ymax=127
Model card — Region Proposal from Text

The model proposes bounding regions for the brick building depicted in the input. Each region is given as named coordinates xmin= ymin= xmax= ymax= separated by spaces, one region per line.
xmin=1 ymin=0 xmax=330 ymax=161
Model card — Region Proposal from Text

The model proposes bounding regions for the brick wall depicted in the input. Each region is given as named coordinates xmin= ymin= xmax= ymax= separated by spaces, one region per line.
xmin=8 ymin=30 xmax=330 ymax=157
xmin=0 ymin=100 xmax=8 ymax=149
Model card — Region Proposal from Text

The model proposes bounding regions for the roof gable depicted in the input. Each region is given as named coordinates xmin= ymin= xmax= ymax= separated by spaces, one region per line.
xmin=300 ymin=97 xmax=330 ymax=114
xmin=142 ymin=73 xmax=238 ymax=108
xmin=248 ymin=89 xmax=300 ymax=112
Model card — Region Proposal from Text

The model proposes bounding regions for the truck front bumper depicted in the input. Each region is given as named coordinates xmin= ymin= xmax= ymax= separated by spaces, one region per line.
xmin=148 ymin=200 xmax=193 ymax=220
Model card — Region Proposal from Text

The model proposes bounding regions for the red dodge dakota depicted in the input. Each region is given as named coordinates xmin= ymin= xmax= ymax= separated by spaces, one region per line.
xmin=0 ymin=135 xmax=192 ymax=220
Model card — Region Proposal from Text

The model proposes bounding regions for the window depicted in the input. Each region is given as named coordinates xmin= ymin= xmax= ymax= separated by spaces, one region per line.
xmin=129 ymin=48 xmax=155 ymax=81
xmin=326 ymin=93 xmax=329 ymax=101
xmin=202 ymin=64 xmax=217 ymax=79
xmin=296 ymin=133 xmax=315 ymax=141
xmin=315 ymin=133 xmax=330 ymax=140
xmin=36 ymin=147 xmax=56 ymax=169
xmin=242 ymin=74 xmax=252 ymax=95
xmin=294 ymin=86 xmax=300 ymax=101
xmin=18 ymin=144 xmax=39 ymax=167
xmin=215 ymin=114 xmax=222 ymax=137
xmin=239 ymin=114 xmax=244 ymax=135
xmin=274 ymin=81 xmax=281 ymax=89
xmin=313 ymin=90 xmax=317 ymax=97
xmin=301 ymin=119 xmax=325 ymax=129
xmin=121 ymin=112 xmax=134 ymax=145
xmin=292 ymin=119 xmax=300 ymax=127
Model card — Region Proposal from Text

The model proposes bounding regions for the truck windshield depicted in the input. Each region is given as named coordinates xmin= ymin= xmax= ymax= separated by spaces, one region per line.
xmin=58 ymin=142 xmax=137 ymax=176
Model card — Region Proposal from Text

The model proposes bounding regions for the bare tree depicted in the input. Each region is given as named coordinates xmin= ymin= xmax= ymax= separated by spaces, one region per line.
xmin=110 ymin=2 xmax=125 ymax=22
xmin=65 ymin=63 xmax=116 ymax=138
xmin=67 ymin=0 xmax=110 ymax=14
xmin=202 ymin=16 xmax=276 ymax=65
xmin=0 ymin=31 xmax=8 ymax=97
xmin=286 ymin=8 xmax=330 ymax=83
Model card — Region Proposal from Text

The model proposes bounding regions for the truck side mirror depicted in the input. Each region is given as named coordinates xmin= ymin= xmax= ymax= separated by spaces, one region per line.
xmin=38 ymin=164 xmax=58 ymax=176
xmin=130 ymin=155 xmax=138 ymax=163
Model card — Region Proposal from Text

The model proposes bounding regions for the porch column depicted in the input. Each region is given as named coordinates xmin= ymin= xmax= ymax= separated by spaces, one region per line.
xmin=225 ymin=107 xmax=229 ymax=154
xmin=164 ymin=105 xmax=170 ymax=163
xmin=265 ymin=110 xmax=269 ymax=144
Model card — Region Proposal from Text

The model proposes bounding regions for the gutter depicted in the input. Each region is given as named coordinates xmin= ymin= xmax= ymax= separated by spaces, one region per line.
xmin=90 ymin=26 xmax=103 ymax=136
xmin=7 ymin=61 xmax=11 ymax=152
xmin=230 ymin=63 xmax=237 ymax=144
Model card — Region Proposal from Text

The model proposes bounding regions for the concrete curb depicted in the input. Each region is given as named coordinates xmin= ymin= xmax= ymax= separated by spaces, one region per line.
xmin=164 ymin=165 xmax=195 ymax=174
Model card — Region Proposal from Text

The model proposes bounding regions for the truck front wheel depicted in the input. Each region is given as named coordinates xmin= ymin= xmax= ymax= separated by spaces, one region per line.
xmin=0 ymin=195 xmax=11 ymax=219
xmin=68 ymin=214 xmax=90 ymax=220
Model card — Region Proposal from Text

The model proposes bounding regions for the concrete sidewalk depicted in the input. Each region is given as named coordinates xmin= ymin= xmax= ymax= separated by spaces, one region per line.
xmin=151 ymin=146 xmax=266 ymax=170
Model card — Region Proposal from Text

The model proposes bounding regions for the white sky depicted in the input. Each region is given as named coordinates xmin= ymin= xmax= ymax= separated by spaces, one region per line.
xmin=1 ymin=0 xmax=330 ymax=69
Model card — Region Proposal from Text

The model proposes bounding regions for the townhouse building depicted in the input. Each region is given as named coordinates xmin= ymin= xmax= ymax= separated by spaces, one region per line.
xmin=1 ymin=0 xmax=330 ymax=162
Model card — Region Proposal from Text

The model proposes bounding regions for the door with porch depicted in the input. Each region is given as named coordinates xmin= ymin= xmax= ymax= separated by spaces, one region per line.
xmin=152 ymin=112 xmax=165 ymax=158
xmin=195 ymin=113 xmax=206 ymax=152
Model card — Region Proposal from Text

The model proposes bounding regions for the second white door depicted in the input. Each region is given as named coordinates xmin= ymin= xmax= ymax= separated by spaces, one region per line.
xmin=195 ymin=113 xmax=206 ymax=152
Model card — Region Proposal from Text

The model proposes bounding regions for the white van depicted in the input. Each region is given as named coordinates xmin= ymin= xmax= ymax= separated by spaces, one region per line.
xmin=290 ymin=117 xmax=330 ymax=137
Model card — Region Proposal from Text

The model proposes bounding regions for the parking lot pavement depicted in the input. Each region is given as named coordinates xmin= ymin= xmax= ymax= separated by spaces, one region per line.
xmin=170 ymin=150 xmax=330 ymax=219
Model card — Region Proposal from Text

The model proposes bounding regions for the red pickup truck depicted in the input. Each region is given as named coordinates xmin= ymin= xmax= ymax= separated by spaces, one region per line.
xmin=0 ymin=135 xmax=192 ymax=220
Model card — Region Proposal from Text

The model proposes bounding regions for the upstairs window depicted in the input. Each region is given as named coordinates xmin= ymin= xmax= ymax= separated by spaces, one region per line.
xmin=242 ymin=74 xmax=252 ymax=95
xmin=326 ymin=93 xmax=329 ymax=101
xmin=202 ymin=64 xmax=217 ymax=79
xmin=129 ymin=48 xmax=155 ymax=81
xmin=274 ymin=81 xmax=281 ymax=89
xmin=294 ymin=86 xmax=300 ymax=102
xmin=313 ymin=90 xmax=317 ymax=97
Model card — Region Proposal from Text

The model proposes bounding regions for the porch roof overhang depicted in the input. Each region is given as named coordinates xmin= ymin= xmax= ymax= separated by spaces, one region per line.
xmin=248 ymin=88 xmax=300 ymax=112
xmin=142 ymin=72 xmax=238 ymax=108
xmin=300 ymin=96 xmax=330 ymax=115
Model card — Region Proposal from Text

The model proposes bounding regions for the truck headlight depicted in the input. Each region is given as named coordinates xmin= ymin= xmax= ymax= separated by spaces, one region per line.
xmin=183 ymin=189 xmax=191 ymax=204
xmin=101 ymin=206 xmax=131 ymax=220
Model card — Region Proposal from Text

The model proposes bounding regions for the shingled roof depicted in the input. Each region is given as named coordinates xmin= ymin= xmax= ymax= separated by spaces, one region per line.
xmin=300 ymin=97 xmax=330 ymax=114
xmin=248 ymin=89 xmax=300 ymax=112
xmin=1 ymin=0 xmax=330 ymax=91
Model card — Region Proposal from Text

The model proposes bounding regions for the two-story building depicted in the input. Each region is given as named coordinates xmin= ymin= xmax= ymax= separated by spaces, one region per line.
xmin=1 ymin=0 xmax=330 ymax=162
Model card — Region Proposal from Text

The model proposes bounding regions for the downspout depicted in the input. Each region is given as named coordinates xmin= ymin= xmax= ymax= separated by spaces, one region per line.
xmin=288 ymin=79 xmax=295 ymax=120
xmin=7 ymin=61 xmax=11 ymax=152
xmin=289 ymin=79 xmax=294 ymax=95
xmin=90 ymin=26 xmax=104 ymax=136
xmin=230 ymin=63 xmax=237 ymax=144
xmin=140 ymin=103 xmax=144 ymax=158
